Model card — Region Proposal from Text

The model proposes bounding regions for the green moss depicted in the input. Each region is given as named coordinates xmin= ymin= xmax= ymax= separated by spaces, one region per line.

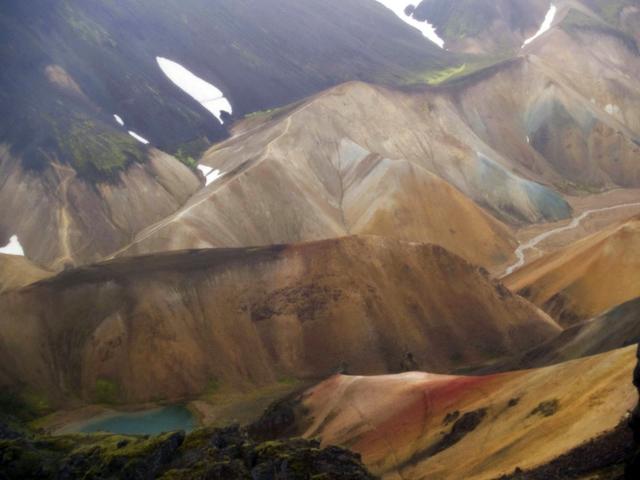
xmin=94 ymin=379 xmax=120 ymax=405
xmin=62 ymin=0 xmax=116 ymax=47
xmin=56 ymin=119 xmax=146 ymax=179
xmin=403 ymin=54 xmax=510 ymax=87
xmin=0 ymin=390 xmax=51 ymax=422
xmin=205 ymin=377 xmax=221 ymax=394
xmin=173 ymin=148 xmax=198 ymax=169
xmin=277 ymin=376 xmax=299 ymax=386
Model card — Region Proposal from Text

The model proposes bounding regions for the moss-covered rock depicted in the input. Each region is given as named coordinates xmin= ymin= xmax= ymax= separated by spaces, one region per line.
xmin=0 ymin=422 xmax=375 ymax=479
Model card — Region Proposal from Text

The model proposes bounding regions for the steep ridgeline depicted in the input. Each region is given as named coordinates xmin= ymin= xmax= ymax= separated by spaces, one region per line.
xmin=0 ymin=0 xmax=457 ymax=270
xmin=115 ymin=76 xmax=588 ymax=269
xmin=0 ymin=237 xmax=559 ymax=405
xmin=254 ymin=347 xmax=637 ymax=480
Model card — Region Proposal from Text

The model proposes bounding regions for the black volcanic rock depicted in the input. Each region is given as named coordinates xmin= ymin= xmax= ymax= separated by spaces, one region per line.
xmin=0 ymin=425 xmax=376 ymax=480
xmin=0 ymin=0 xmax=454 ymax=179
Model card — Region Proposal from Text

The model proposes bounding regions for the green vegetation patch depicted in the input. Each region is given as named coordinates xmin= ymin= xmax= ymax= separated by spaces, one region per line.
xmin=58 ymin=119 xmax=146 ymax=178
xmin=0 ymin=390 xmax=51 ymax=423
xmin=94 ymin=379 xmax=120 ymax=405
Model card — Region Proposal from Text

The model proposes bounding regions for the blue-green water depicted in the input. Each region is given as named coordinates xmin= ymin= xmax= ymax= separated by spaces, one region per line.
xmin=76 ymin=405 xmax=196 ymax=435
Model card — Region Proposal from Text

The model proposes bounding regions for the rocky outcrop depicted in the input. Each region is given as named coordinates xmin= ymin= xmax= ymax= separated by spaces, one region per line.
xmin=0 ymin=424 xmax=375 ymax=480
xmin=626 ymin=344 xmax=640 ymax=478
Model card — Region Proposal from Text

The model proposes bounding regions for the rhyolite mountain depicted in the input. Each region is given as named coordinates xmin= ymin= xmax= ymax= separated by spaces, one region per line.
xmin=4 ymin=0 xmax=640 ymax=271
xmin=0 ymin=0 xmax=456 ymax=270
xmin=0 ymin=236 xmax=559 ymax=405
xmin=1 ymin=2 xmax=640 ymax=479
xmin=252 ymin=346 xmax=637 ymax=479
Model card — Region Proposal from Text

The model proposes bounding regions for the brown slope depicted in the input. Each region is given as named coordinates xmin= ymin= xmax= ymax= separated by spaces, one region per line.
xmin=453 ymin=45 xmax=640 ymax=193
xmin=502 ymin=297 xmax=640 ymax=371
xmin=268 ymin=346 xmax=636 ymax=480
xmin=113 ymin=80 xmax=576 ymax=269
xmin=0 ymin=236 xmax=559 ymax=405
xmin=0 ymin=146 xmax=200 ymax=270
xmin=0 ymin=254 xmax=53 ymax=294
xmin=504 ymin=215 xmax=640 ymax=326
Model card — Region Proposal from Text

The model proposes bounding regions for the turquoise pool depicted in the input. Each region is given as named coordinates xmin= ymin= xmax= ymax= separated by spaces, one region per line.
xmin=75 ymin=405 xmax=196 ymax=435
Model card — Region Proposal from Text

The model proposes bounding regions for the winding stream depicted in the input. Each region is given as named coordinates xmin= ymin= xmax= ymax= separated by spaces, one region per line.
xmin=502 ymin=202 xmax=640 ymax=277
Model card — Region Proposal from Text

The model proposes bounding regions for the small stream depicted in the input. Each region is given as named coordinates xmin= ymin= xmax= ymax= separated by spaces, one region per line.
xmin=502 ymin=202 xmax=640 ymax=277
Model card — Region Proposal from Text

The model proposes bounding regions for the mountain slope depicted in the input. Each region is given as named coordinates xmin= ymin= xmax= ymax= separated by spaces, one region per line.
xmin=0 ymin=147 xmax=200 ymax=269
xmin=0 ymin=236 xmax=559 ymax=405
xmin=0 ymin=0 xmax=454 ymax=162
xmin=504 ymin=297 xmax=640 ymax=370
xmin=112 ymin=79 xmax=578 ymax=268
xmin=505 ymin=216 xmax=640 ymax=326
xmin=410 ymin=0 xmax=552 ymax=53
xmin=0 ymin=254 xmax=53 ymax=294
xmin=269 ymin=346 xmax=636 ymax=479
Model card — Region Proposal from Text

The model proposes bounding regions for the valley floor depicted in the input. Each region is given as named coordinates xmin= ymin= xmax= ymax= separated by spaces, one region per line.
xmin=498 ymin=188 xmax=640 ymax=276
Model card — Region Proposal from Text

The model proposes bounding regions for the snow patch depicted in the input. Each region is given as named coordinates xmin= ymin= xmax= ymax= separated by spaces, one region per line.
xmin=605 ymin=104 xmax=621 ymax=116
xmin=113 ymin=114 xmax=125 ymax=126
xmin=0 ymin=235 xmax=24 ymax=256
xmin=157 ymin=57 xmax=233 ymax=123
xmin=522 ymin=4 xmax=557 ymax=47
xmin=198 ymin=165 xmax=224 ymax=186
xmin=373 ymin=1 xmax=445 ymax=48
xmin=197 ymin=165 xmax=213 ymax=177
xmin=128 ymin=131 xmax=150 ymax=144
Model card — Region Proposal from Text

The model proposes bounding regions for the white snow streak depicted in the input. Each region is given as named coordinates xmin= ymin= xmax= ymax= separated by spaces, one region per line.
xmin=0 ymin=235 xmax=24 ymax=256
xmin=522 ymin=4 xmax=557 ymax=47
xmin=128 ymin=131 xmax=150 ymax=144
xmin=374 ymin=1 xmax=445 ymax=48
xmin=113 ymin=114 xmax=125 ymax=126
xmin=157 ymin=57 xmax=233 ymax=123
xmin=197 ymin=165 xmax=224 ymax=186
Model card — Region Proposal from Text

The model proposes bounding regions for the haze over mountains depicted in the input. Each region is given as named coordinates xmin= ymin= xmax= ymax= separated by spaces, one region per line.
xmin=1 ymin=0 xmax=640 ymax=479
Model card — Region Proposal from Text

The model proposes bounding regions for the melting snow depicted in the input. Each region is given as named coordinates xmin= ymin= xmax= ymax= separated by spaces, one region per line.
xmin=605 ymin=104 xmax=621 ymax=116
xmin=113 ymin=114 xmax=125 ymax=126
xmin=157 ymin=57 xmax=233 ymax=123
xmin=373 ymin=1 xmax=445 ymax=48
xmin=197 ymin=165 xmax=224 ymax=186
xmin=522 ymin=4 xmax=557 ymax=47
xmin=198 ymin=165 xmax=213 ymax=177
xmin=0 ymin=235 xmax=24 ymax=256
xmin=128 ymin=131 xmax=150 ymax=144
